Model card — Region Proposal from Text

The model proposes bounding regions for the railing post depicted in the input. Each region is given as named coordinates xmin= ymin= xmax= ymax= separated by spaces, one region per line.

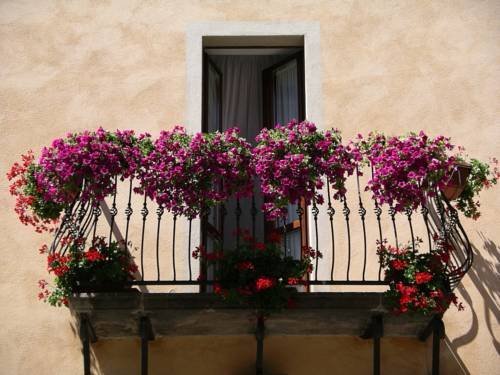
xmin=361 ymin=314 xmax=383 ymax=375
xmin=140 ymin=316 xmax=155 ymax=375
xmin=255 ymin=314 xmax=265 ymax=375
xmin=80 ymin=317 xmax=90 ymax=375
xmin=372 ymin=315 xmax=383 ymax=375
xmin=432 ymin=316 xmax=445 ymax=375
xmin=79 ymin=314 xmax=96 ymax=375
xmin=418 ymin=315 xmax=445 ymax=375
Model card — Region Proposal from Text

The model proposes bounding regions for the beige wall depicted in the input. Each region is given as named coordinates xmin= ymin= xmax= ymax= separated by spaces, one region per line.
xmin=1 ymin=0 xmax=499 ymax=374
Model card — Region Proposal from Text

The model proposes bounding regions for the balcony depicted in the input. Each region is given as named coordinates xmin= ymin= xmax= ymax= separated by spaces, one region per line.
xmin=51 ymin=164 xmax=472 ymax=375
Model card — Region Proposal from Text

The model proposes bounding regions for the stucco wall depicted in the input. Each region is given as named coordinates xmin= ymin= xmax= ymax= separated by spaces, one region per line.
xmin=0 ymin=1 xmax=498 ymax=374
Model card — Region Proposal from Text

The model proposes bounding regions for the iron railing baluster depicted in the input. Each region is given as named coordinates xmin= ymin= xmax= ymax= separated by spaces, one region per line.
xmin=421 ymin=205 xmax=432 ymax=252
xmin=326 ymin=179 xmax=336 ymax=281
xmin=156 ymin=206 xmax=164 ymax=281
xmin=312 ymin=200 xmax=319 ymax=281
xmin=251 ymin=194 xmax=257 ymax=240
xmin=124 ymin=178 xmax=134 ymax=250
xmin=221 ymin=203 xmax=227 ymax=250
xmin=389 ymin=205 xmax=398 ymax=246
xmin=91 ymin=203 xmax=102 ymax=242
xmin=356 ymin=167 xmax=368 ymax=281
xmin=140 ymin=195 xmax=149 ymax=281
xmin=188 ymin=218 xmax=193 ymax=281
xmin=108 ymin=176 xmax=118 ymax=246
xmin=405 ymin=207 xmax=415 ymax=252
xmin=343 ymin=197 xmax=351 ymax=281
xmin=172 ymin=214 xmax=177 ymax=281
xmin=236 ymin=198 xmax=242 ymax=248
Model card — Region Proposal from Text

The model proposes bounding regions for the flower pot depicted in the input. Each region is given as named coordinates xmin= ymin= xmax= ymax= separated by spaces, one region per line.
xmin=442 ymin=163 xmax=472 ymax=200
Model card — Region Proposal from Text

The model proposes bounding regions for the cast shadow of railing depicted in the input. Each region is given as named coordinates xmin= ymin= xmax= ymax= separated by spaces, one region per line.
xmin=432 ymin=231 xmax=499 ymax=374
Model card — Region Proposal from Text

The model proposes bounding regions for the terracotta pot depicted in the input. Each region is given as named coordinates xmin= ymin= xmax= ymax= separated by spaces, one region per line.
xmin=441 ymin=163 xmax=472 ymax=200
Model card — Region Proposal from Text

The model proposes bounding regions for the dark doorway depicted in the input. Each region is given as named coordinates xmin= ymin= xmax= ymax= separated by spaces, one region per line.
xmin=201 ymin=46 xmax=307 ymax=259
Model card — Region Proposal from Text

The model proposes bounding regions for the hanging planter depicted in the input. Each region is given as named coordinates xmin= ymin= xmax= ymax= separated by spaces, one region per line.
xmin=441 ymin=163 xmax=472 ymax=200
xmin=354 ymin=131 xmax=456 ymax=212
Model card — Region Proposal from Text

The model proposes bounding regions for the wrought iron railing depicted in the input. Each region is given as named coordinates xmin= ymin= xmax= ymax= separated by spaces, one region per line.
xmin=50 ymin=164 xmax=473 ymax=291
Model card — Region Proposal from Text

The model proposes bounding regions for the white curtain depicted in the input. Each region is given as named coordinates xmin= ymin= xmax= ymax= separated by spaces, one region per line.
xmin=211 ymin=55 xmax=284 ymax=142
xmin=274 ymin=59 xmax=299 ymax=126
xmin=207 ymin=63 xmax=221 ymax=132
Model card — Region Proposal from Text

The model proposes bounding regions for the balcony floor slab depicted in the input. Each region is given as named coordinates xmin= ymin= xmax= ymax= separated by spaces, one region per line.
xmin=68 ymin=292 xmax=433 ymax=339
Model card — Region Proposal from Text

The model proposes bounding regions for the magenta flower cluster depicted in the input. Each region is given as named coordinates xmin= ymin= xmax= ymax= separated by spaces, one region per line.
xmin=136 ymin=126 xmax=254 ymax=218
xmin=356 ymin=131 xmax=456 ymax=212
xmin=36 ymin=128 xmax=149 ymax=205
xmin=252 ymin=120 xmax=360 ymax=219
xmin=13 ymin=125 xmax=477 ymax=229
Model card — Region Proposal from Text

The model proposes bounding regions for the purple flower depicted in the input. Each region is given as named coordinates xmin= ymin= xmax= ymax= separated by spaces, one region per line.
xmin=354 ymin=131 xmax=455 ymax=212
xmin=252 ymin=120 xmax=357 ymax=220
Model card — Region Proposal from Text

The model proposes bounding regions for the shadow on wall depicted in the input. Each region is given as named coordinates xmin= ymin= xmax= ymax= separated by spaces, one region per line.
xmin=441 ymin=232 xmax=500 ymax=374
xmin=88 ymin=336 xmax=257 ymax=375
xmin=69 ymin=235 xmax=499 ymax=375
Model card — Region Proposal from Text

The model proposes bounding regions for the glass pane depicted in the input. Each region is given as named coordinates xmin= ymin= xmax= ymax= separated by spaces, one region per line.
xmin=284 ymin=230 xmax=301 ymax=259
xmin=273 ymin=58 xmax=301 ymax=251
xmin=274 ymin=59 xmax=298 ymax=126
xmin=207 ymin=63 xmax=221 ymax=132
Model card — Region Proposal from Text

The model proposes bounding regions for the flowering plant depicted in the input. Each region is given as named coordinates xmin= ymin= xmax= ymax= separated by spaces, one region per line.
xmin=193 ymin=230 xmax=319 ymax=313
xmin=35 ymin=128 xmax=151 ymax=205
xmin=356 ymin=131 xmax=456 ymax=212
xmin=7 ymin=151 xmax=62 ymax=232
xmin=7 ymin=129 xmax=152 ymax=231
xmin=38 ymin=237 xmax=138 ymax=307
xmin=453 ymin=156 xmax=499 ymax=219
xmin=138 ymin=126 xmax=253 ymax=218
xmin=378 ymin=238 xmax=463 ymax=315
xmin=253 ymin=120 xmax=359 ymax=220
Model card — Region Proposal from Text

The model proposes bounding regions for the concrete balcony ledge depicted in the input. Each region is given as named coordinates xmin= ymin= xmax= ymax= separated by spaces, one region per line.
xmin=68 ymin=292 xmax=433 ymax=339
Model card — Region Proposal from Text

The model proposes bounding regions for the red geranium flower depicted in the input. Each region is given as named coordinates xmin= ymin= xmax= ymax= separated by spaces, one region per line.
xmin=214 ymin=283 xmax=224 ymax=295
xmin=255 ymin=277 xmax=275 ymax=291
xmin=85 ymin=248 xmax=104 ymax=262
xmin=390 ymin=259 xmax=407 ymax=270
xmin=415 ymin=272 xmax=433 ymax=284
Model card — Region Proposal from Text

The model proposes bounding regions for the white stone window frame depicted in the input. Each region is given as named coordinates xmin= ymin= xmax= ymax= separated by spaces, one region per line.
xmin=185 ymin=22 xmax=323 ymax=285
xmin=186 ymin=21 xmax=322 ymax=132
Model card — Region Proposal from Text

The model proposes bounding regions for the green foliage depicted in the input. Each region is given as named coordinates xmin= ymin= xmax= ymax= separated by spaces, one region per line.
xmin=455 ymin=158 xmax=499 ymax=219
xmin=378 ymin=239 xmax=462 ymax=315
xmin=40 ymin=238 xmax=137 ymax=307
xmin=194 ymin=232 xmax=316 ymax=314
xmin=24 ymin=164 xmax=64 ymax=220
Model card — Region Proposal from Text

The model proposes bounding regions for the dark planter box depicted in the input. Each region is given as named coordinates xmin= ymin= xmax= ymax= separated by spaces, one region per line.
xmin=74 ymin=281 xmax=132 ymax=293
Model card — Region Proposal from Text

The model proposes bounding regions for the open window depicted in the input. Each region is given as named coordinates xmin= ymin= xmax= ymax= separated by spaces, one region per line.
xmin=201 ymin=53 xmax=223 ymax=260
xmin=262 ymin=52 xmax=307 ymax=259
xmin=201 ymin=38 xmax=307 ymax=260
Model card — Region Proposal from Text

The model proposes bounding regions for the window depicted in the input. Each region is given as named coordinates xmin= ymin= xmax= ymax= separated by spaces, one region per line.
xmin=201 ymin=39 xmax=307 ymax=260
